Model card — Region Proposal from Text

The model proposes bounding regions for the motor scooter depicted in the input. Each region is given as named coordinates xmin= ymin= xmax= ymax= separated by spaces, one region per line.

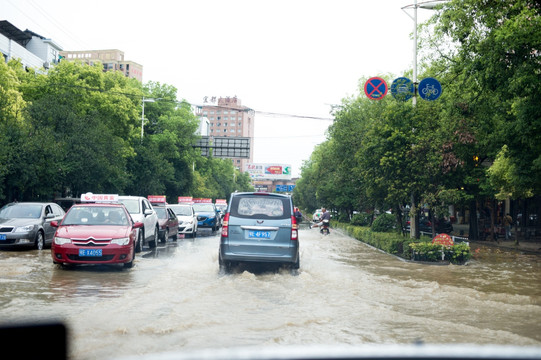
xmin=320 ymin=219 xmax=330 ymax=235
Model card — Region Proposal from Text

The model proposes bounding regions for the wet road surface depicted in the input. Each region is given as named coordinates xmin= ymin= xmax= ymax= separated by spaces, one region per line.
xmin=0 ymin=226 xmax=540 ymax=359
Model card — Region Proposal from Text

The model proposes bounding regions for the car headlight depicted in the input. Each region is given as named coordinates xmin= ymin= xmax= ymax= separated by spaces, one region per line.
xmin=54 ymin=237 xmax=72 ymax=245
xmin=14 ymin=224 xmax=36 ymax=233
xmin=111 ymin=237 xmax=130 ymax=246
xmin=185 ymin=219 xmax=193 ymax=225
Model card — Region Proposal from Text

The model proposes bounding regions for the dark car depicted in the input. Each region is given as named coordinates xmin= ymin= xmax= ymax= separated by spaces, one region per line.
xmin=154 ymin=206 xmax=179 ymax=243
xmin=219 ymin=192 xmax=300 ymax=273
xmin=193 ymin=202 xmax=221 ymax=233
xmin=0 ymin=202 xmax=66 ymax=250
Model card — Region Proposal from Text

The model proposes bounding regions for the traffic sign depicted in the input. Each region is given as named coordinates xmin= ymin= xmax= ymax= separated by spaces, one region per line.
xmin=418 ymin=77 xmax=442 ymax=101
xmin=390 ymin=77 xmax=414 ymax=101
xmin=364 ymin=77 xmax=388 ymax=100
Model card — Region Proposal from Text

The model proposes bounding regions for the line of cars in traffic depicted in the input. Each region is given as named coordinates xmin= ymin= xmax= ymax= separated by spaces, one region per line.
xmin=0 ymin=192 xmax=301 ymax=273
xmin=0 ymin=194 xmax=226 ymax=269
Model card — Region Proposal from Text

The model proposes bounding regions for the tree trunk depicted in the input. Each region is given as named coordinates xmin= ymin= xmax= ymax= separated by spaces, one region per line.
xmin=469 ymin=199 xmax=479 ymax=240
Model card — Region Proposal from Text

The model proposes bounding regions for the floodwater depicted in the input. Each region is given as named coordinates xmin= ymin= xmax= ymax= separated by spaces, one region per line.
xmin=0 ymin=226 xmax=540 ymax=360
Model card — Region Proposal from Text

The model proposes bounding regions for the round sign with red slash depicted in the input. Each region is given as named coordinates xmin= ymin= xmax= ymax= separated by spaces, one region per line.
xmin=364 ymin=77 xmax=388 ymax=100
xmin=432 ymin=233 xmax=454 ymax=246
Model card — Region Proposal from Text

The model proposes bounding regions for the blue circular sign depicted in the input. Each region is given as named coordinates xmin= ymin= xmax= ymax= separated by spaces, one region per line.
xmin=418 ymin=77 xmax=442 ymax=101
xmin=390 ymin=77 xmax=414 ymax=101
xmin=364 ymin=77 xmax=388 ymax=100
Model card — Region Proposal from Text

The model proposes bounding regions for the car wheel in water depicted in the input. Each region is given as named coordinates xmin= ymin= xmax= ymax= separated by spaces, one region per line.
xmin=124 ymin=242 xmax=135 ymax=269
xmin=292 ymin=255 xmax=300 ymax=270
xmin=34 ymin=231 xmax=45 ymax=250
xmin=160 ymin=229 xmax=167 ymax=244
xmin=136 ymin=230 xmax=144 ymax=253
xmin=218 ymin=254 xmax=231 ymax=273
xmin=149 ymin=227 xmax=159 ymax=248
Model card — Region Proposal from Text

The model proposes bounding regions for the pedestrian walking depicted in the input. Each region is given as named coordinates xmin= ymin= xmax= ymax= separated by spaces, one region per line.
xmin=504 ymin=213 xmax=513 ymax=240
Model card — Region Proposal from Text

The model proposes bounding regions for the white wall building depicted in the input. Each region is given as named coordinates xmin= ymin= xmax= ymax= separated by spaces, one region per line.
xmin=0 ymin=20 xmax=62 ymax=71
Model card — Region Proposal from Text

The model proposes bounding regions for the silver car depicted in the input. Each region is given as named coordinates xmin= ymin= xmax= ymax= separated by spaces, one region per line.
xmin=0 ymin=202 xmax=65 ymax=250
xmin=219 ymin=192 xmax=300 ymax=272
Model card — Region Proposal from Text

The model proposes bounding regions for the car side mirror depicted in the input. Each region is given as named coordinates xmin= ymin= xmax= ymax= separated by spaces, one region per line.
xmin=51 ymin=221 xmax=59 ymax=227
xmin=144 ymin=209 xmax=153 ymax=216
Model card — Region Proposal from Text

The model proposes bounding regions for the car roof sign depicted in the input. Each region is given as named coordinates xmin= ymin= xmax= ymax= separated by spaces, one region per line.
xmin=148 ymin=195 xmax=166 ymax=203
xmin=80 ymin=193 xmax=119 ymax=203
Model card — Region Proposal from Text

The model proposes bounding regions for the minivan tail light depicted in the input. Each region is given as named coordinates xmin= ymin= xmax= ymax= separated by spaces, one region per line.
xmin=291 ymin=215 xmax=298 ymax=240
xmin=221 ymin=213 xmax=230 ymax=238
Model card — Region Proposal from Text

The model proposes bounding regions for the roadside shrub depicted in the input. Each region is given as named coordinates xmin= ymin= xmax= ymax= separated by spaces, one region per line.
xmin=334 ymin=221 xmax=471 ymax=264
xmin=409 ymin=241 xmax=472 ymax=264
xmin=350 ymin=213 xmax=372 ymax=226
xmin=371 ymin=213 xmax=395 ymax=232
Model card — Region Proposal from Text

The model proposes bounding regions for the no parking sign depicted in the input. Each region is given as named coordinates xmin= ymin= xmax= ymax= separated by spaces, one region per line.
xmin=364 ymin=77 xmax=388 ymax=100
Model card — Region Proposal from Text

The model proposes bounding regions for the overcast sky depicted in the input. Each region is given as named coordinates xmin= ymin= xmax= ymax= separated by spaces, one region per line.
xmin=1 ymin=0 xmax=435 ymax=177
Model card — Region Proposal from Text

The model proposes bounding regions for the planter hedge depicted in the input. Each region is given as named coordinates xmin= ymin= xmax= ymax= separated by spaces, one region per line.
xmin=334 ymin=222 xmax=471 ymax=265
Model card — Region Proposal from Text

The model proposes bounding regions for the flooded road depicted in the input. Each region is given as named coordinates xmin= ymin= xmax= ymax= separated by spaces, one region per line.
xmin=1 ymin=227 xmax=540 ymax=359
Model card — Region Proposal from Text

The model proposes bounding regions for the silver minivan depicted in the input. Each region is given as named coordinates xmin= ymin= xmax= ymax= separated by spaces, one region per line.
xmin=219 ymin=192 xmax=299 ymax=272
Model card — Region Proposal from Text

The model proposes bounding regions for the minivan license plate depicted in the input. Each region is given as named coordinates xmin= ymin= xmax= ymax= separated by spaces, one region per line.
xmin=79 ymin=249 xmax=102 ymax=257
xmin=248 ymin=231 xmax=271 ymax=239
xmin=0 ymin=234 xmax=6 ymax=241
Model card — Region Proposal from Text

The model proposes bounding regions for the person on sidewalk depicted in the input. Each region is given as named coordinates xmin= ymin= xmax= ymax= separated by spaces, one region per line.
xmin=504 ymin=213 xmax=513 ymax=240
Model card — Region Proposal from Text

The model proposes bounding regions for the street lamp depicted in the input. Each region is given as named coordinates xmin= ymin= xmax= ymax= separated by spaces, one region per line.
xmin=141 ymin=97 xmax=155 ymax=142
xmin=402 ymin=0 xmax=446 ymax=238
xmin=402 ymin=0 xmax=447 ymax=107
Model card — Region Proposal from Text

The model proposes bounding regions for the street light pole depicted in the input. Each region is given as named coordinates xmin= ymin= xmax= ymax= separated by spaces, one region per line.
xmin=402 ymin=0 xmax=446 ymax=238
xmin=141 ymin=97 xmax=155 ymax=143
xmin=402 ymin=0 xmax=447 ymax=107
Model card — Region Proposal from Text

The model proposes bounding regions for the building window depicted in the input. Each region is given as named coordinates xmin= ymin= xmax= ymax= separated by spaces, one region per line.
xmin=216 ymin=122 xmax=221 ymax=126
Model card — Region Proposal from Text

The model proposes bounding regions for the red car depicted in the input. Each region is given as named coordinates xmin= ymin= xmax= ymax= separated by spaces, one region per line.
xmin=51 ymin=201 xmax=142 ymax=269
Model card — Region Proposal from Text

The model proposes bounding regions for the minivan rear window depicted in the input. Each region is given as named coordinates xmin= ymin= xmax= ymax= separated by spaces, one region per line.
xmin=230 ymin=195 xmax=291 ymax=219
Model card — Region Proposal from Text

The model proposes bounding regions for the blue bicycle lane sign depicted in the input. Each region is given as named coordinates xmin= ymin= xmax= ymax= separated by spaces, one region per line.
xmin=418 ymin=77 xmax=442 ymax=101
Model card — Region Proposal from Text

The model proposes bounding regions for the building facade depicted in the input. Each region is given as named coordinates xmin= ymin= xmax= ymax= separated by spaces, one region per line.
xmin=59 ymin=49 xmax=143 ymax=82
xmin=0 ymin=20 xmax=62 ymax=71
xmin=199 ymin=97 xmax=255 ymax=171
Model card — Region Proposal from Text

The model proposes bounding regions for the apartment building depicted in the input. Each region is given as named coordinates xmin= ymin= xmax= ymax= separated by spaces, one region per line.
xmin=0 ymin=20 xmax=62 ymax=71
xmin=199 ymin=96 xmax=255 ymax=171
xmin=59 ymin=49 xmax=143 ymax=82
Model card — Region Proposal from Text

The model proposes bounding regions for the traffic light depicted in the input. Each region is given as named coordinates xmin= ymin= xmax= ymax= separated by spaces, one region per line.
xmin=473 ymin=155 xmax=479 ymax=167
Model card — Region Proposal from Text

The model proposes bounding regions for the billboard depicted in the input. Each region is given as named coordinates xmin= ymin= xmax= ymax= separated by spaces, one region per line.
xmin=246 ymin=163 xmax=292 ymax=180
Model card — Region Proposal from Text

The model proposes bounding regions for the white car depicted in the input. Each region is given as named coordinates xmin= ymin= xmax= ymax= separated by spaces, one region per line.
xmin=312 ymin=209 xmax=323 ymax=222
xmin=118 ymin=196 xmax=159 ymax=251
xmin=169 ymin=204 xmax=198 ymax=239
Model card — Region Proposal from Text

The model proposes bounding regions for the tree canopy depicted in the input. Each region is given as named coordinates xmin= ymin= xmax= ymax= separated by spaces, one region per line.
xmin=0 ymin=58 xmax=253 ymax=204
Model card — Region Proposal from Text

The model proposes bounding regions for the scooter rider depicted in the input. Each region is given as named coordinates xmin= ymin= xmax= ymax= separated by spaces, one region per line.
xmin=311 ymin=208 xmax=330 ymax=229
